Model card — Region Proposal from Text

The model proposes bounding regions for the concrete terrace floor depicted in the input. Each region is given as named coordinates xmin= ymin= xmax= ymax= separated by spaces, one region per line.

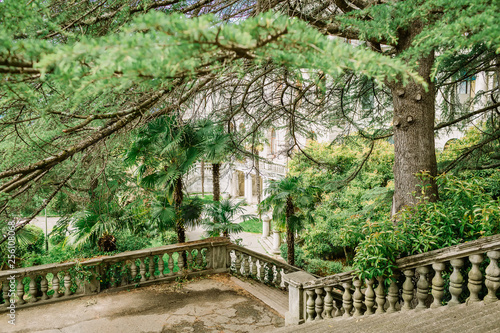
xmin=6 ymin=275 xmax=284 ymax=333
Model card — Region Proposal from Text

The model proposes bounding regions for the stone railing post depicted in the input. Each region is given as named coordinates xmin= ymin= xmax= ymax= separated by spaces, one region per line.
xmin=211 ymin=242 xmax=228 ymax=272
xmin=262 ymin=215 xmax=270 ymax=238
xmin=283 ymin=271 xmax=316 ymax=326
xmin=272 ymin=230 xmax=281 ymax=254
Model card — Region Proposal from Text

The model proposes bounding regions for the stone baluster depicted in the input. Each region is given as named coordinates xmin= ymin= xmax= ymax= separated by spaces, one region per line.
xmin=448 ymin=258 xmax=464 ymax=306
xmin=323 ymin=286 xmax=334 ymax=319
xmin=485 ymin=250 xmax=500 ymax=303
xmin=121 ymin=264 xmax=128 ymax=286
xmin=365 ymin=278 xmax=375 ymax=315
xmin=375 ymin=276 xmax=386 ymax=314
xmin=402 ymin=269 xmax=414 ymax=311
xmin=110 ymin=266 xmax=116 ymax=288
xmin=139 ymin=258 xmax=147 ymax=282
xmin=130 ymin=261 xmax=138 ymax=280
xmin=314 ymin=288 xmax=324 ymax=320
xmin=416 ymin=266 xmax=430 ymax=310
xmin=28 ymin=277 xmax=37 ymax=303
xmin=158 ymin=255 xmax=165 ymax=278
xmin=234 ymin=251 xmax=242 ymax=275
xmin=40 ymin=276 xmax=49 ymax=301
xmin=52 ymin=272 xmax=60 ymax=298
xmin=306 ymin=289 xmax=316 ymax=322
xmin=243 ymin=255 xmax=250 ymax=276
xmin=342 ymin=281 xmax=353 ymax=317
xmin=258 ymin=261 xmax=265 ymax=282
xmin=178 ymin=251 xmax=185 ymax=273
xmin=334 ymin=299 xmax=343 ymax=317
xmin=168 ymin=254 xmax=175 ymax=276
xmin=186 ymin=251 xmax=194 ymax=273
xmin=64 ymin=272 xmax=72 ymax=296
xmin=2 ymin=280 xmax=10 ymax=307
xmin=196 ymin=248 xmax=203 ymax=268
xmin=16 ymin=279 xmax=25 ymax=305
xmin=149 ymin=256 xmax=156 ymax=280
xmin=352 ymin=278 xmax=364 ymax=316
xmin=250 ymin=257 xmax=258 ymax=276
xmin=467 ymin=254 xmax=483 ymax=304
xmin=274 ymin=266 xmax=282 ymax=287
xmin=205 ymin=248 xmax=212 ymax=269
xmin=431 ymin=262 xmax=446 ymax=308
xmin=387 ymin=277 xmax=399 ymax=313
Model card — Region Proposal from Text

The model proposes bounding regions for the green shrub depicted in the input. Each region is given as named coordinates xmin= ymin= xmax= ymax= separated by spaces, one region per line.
xmin=280 ymin=243 xmax=306 ymax=268
xmin=18 ymin=225 xmax=46 ymax=255
xmin=160 ymin=231 xmax=178 ymax=245
xmin=115 ymin=231 xmax=152 ymax=252
xmin=353 ymin=173 xmax=500 ymax=280
xmin=305 ymin=259 xmax=343 ymax=276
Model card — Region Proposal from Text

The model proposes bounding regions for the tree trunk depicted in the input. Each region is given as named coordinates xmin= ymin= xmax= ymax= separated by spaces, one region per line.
xmin=200 ymin=160 xmax=205 ymax=196
xmin=212 ymin=163 xmax=220 ymax=202
xmin=173 ymin=176 xmax=185 ymax=243
xmin=286 ymin=196 xmax=295 ymax=266
xmin=390 ymin=21 xmax=439 ymax=214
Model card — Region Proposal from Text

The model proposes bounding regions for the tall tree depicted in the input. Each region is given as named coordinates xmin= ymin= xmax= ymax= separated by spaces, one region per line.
xmin=259 ymin=176 xmax=315 ymax=266
xmin=1 ymin=0 xmax=499 ymax=244
xmin=125 ymin=116 xmax=205 ymax=243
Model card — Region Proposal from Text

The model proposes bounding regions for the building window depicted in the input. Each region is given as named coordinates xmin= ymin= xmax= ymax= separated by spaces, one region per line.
xmin=458 ymin=75 xmax=476 ymax=97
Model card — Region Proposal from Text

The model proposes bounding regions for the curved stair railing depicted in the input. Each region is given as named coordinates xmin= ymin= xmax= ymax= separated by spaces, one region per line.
xmin=283 ymin=233 xmax=500 ymax=325
xmin=0 ymin=237 xmax=297 ymax=311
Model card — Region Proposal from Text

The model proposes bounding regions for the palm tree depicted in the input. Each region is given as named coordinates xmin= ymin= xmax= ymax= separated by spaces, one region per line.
xmin=202 ymin=199 xmax=253 ymax=238
xmin=202 ymin=124 xmax=230 ymax=203
xmin=125 ymin=116 xmax=205 ymax=243
xmin=150 ymin=194 xmax=204 ymax=240
xmin=259 ymin=176 xmax=315 ymax=266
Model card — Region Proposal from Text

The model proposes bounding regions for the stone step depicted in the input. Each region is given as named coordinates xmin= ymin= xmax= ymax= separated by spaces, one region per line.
xmin=259 ymin=236 xmax=274 ymax=254
xmin=230 ymin=276 xmax=288 ymax=318
xmin=270 ymin=300 xmax=500 ymax=333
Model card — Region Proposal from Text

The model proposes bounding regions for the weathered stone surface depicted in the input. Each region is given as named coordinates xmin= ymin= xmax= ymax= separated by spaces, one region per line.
xmin=7 ymin=275 xmax=284 ymax=333
xmin=271 ymin=300 xmax=500 ymax=333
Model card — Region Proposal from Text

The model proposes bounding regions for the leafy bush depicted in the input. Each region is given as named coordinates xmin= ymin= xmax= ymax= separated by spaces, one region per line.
xmin=280 ymin=243 xmax=306 ymax=268
xmin=353 ymin=173 xmax=500 ymax=279
xmin=160 ymin=231 xmax=178 ymax=245
xmin=18 ymin=225 xmax=46 ymax=255
xmin=115 ymin=231 xmax=152 ymax=252
xmin=305 ymin=259 xmax=344 ymax=276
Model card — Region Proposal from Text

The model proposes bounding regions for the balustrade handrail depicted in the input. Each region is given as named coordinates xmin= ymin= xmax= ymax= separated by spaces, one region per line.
xmin=0 ymin=237 xmax=231 ymax=278
xmin=227 ymin=243 xmax=299 ymax=273
xmin=301 ymin=233 xmax=500 ymax=289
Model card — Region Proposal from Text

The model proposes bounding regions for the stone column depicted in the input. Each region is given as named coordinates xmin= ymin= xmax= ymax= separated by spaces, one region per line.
xmin=244 ymin=174 xmax=253 ymax=204
xmin=272 ymin=230 xmax=281 ymax=254
xmin=262 ymin=215 xmax=271 ymax=238
xmin=230 ymin=170 xmax=238 ymax=198
xmin=283 ymin=271 xmax=317 ymax=326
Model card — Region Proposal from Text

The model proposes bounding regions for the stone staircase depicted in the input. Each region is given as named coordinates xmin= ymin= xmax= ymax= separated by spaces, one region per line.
xmin=272 ymin=300 xmax=500 ymax=332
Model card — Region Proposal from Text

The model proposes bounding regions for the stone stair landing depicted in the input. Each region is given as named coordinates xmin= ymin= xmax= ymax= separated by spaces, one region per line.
xmin=271 ymin=301 xmax=500 ymax=333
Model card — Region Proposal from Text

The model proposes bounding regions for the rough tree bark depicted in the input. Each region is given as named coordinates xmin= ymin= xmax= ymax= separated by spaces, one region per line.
xmin=173 ymin=176 xmax=186 ymax=243
xmin=391 ymin=21 xmax=439 ymax=214
xmin=212 ymin=163 xmax=220 ymax=202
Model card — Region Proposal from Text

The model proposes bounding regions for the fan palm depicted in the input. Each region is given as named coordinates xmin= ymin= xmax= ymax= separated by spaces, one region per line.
xmin=203 ymin=199 xmax=253 ymax=238
xmin=202 ymin=123 xmax=231 ymax=203
xmin=259 ymin=176 xmax=315 ymax=266
xmin=125 ymin=116 xmax=205 ymax=243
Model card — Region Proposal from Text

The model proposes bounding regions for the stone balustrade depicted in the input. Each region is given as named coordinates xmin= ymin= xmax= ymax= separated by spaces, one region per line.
xmin=0 ymin=237 xmax=231 ymax=311
xmin=227 ymin=244 xmax=300 ymax=288
xmin=284 ymin=233 xmax=500 ymax=325
xmin=0 ymin=237 xmax=298 ymax=312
